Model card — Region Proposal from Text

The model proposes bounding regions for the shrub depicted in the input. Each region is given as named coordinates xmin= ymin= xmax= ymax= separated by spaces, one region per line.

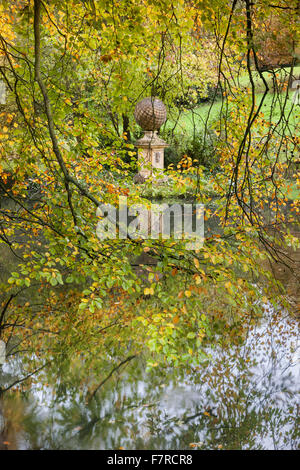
xmin=162 ymin=128 xmax=219 ymax=171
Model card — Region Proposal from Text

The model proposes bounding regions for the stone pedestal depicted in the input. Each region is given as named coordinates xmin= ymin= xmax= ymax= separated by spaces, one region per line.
xmin=135 ymin=131 xmax=168 ymax=181
xmin=133 ymin=97 xmax=168 ymax=183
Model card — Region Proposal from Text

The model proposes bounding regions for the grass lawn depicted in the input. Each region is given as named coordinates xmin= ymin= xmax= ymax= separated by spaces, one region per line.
xmin=163 ymin=69 xmax=299 ymax=136
xmin=235 ymin=65 xmax=300 ymax=93
xmin=163 ymin=100 xmax=222 ymax=135
xmin=161 ymin=67 xmax=299 ymax=192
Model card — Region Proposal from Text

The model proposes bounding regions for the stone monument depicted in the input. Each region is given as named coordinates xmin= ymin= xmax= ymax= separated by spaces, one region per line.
xmin=134 ymin=97 xmax=168 ymax=182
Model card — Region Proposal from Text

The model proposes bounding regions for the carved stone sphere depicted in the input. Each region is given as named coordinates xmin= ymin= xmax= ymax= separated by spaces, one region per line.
xmin=134 ymin=97 xmax=167 ymax=131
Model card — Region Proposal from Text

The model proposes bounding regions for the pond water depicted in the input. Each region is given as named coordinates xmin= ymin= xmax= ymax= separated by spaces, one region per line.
xmin=0 ymin=196 xmax=299 ymax=450
xmin=0 ymin=301 xmax=299 ymax=450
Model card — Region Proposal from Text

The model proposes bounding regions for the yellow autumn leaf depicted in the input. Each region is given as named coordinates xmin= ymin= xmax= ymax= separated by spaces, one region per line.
xmin=144 ymin=287 xmax=154 ymax=295
xmin=225 ymin=281 xmax=232 ymax=291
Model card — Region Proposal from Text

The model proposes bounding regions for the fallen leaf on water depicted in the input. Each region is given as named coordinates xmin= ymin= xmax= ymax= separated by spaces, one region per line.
xmin=189 ymin=442 xmax=203 ymax=448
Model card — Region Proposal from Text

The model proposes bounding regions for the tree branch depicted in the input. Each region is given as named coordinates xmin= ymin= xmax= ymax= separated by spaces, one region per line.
xmin=87 ymin=354 xmax=137 ymax=402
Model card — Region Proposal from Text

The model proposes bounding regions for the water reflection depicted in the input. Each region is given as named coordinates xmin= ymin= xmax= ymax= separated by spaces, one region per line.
xmin=0 ymin=303 xmax=299 ymax=450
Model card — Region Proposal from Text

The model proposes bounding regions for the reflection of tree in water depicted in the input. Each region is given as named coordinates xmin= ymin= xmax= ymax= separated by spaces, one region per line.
xmin=2 ymin=305 xmax=298 ymax=450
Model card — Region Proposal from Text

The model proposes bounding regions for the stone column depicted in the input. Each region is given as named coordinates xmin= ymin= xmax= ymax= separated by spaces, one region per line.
xmin=133 ymin=97 xmax=168 ymax=183
xmin=135 ymin=130 xmax=168 ymax=181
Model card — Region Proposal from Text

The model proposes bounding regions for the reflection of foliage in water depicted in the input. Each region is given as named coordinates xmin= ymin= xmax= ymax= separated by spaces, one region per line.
xmin=1 ymin=305 xmax=298 ymax=450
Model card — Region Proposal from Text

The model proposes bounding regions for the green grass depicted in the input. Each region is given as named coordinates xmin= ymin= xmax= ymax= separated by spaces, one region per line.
xmin=256 ymin=91 xmax=298 ymax=128
xmin=163 ymin=83 xmax=299 ymax=136
xmin=235 ymin=66 xmax=300 ymax=93
xmin=163 ymin=100 xmax=222 ymax=135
